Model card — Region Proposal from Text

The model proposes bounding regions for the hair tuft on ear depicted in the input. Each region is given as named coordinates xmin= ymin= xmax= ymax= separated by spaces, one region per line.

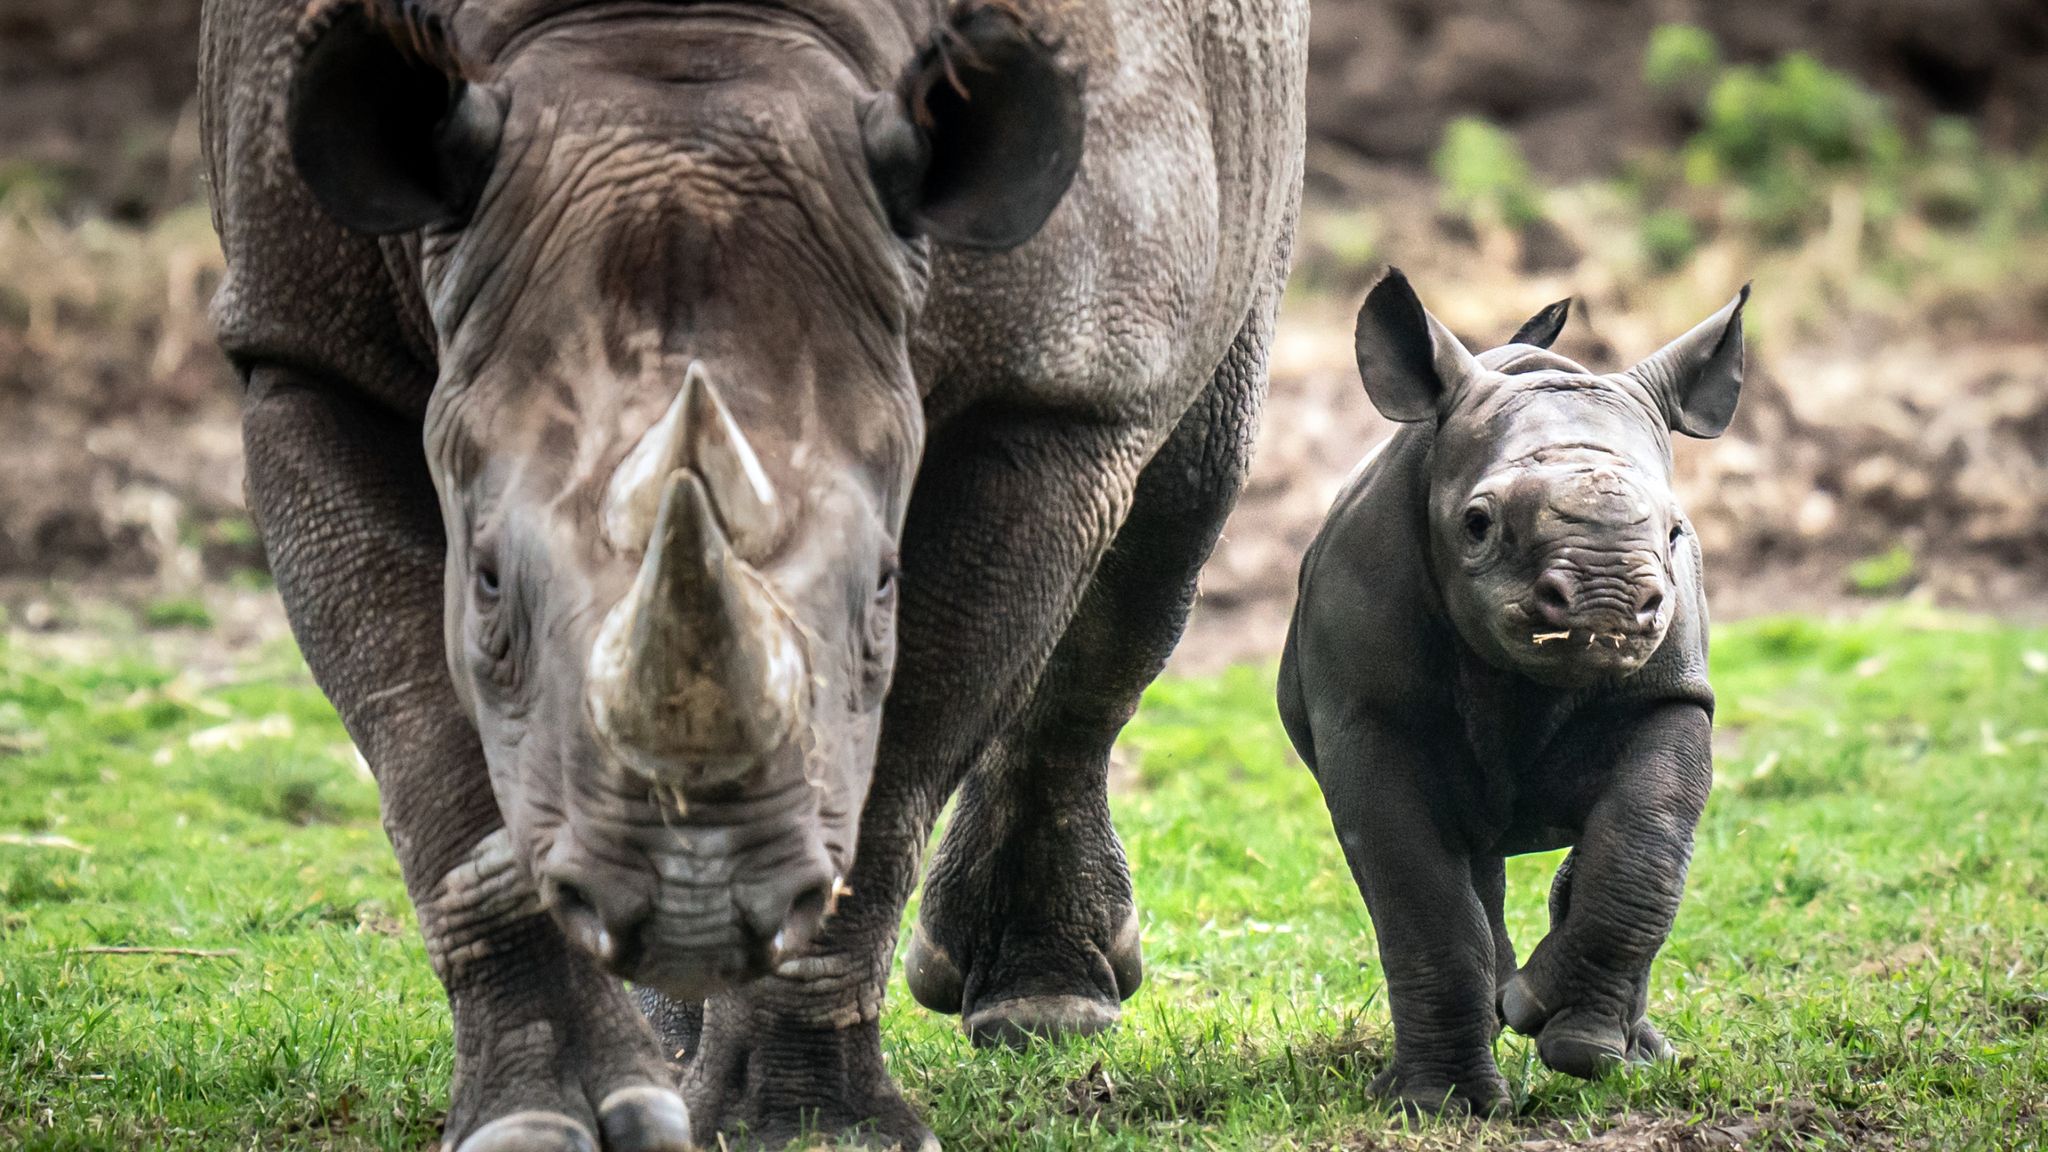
xmin=864 ymin=0 xmax=1084 ymax=251
xmin=1509 ymin=298 xmax=1571 ymax=349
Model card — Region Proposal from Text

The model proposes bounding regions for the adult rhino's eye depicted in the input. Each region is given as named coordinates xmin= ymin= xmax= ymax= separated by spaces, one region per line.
xmin=1462 ymin=506 xmax=1494 ymax=545
xmin=868 ymin=564 xmax=899 ymax=645
xmin=860 ymin=560 xmax=900 ymax=705
xmin=1669 ymin=522 xmax=1685 ymax=546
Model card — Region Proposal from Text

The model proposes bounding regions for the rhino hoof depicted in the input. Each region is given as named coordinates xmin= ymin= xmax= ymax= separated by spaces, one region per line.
xmin=903 ymin=924 xmax=965 ymax=1015
xmin=597 ymin=1086 xmax=692 ymax=1151
xmin=1108 ymin=908 xmax=1144 ymax=1001
xmin=455 ymin=1111 xmax=597 ymax=1152
xmin=1535 ymin=1010 xmax=1629 ymax=1080
xmin=1627 ymin=1018 xmax=1678 ymax=1066
xmin=1367 ymin=1064 xmax=1510 ymax=1117
xmin=1498 ymin=973 xmax=1551 ymax=1035
xmin=965 ymin=995 xmax=1120 ymax=1049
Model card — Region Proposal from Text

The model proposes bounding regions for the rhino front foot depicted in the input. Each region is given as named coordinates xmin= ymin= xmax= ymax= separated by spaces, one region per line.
xmin=437 ymin=972 xmax=696 ymax=1152
xmin=455 ymin=1089 xmax=690 ymax=1152
xmin=1366 ymin=1060 xmax=1511 ymax=1118
xmin=906 ymin=896 xmax=1142 ymax=1049
xmin=418 ymin=833 xmax=691 ymax=1152
xmin=682 ymin=978 xmax=935 ymax=1150
xmin=1499 ymin=971 xmax=1674 ymax=1080
xmin=905 ymin=751 xmax=1143 ymax=1049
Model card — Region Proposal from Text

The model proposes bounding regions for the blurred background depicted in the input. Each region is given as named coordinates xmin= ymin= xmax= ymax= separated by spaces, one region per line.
xmin=1 ymin=0 xmax=2044 ymax=666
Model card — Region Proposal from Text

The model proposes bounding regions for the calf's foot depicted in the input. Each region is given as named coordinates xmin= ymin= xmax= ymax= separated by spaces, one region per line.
xmin=1499 ymin=971 xmax=1674 ymax=1080
xmin=1367 ymin=1058 xmax=1511 ymax=1117
xmin=682 ymin=958 xmax=933 ymax=1150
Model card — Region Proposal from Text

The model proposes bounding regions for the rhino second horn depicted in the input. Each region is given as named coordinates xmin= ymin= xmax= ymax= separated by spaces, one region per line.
xmin=587 ymin=471 xmax=808 ymax=785
xmin=603 ymin=363 xmax=781 ymax=559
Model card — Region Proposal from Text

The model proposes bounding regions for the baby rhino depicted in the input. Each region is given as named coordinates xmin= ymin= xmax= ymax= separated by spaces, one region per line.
xmin=1278 ymin=269 xmax=1748 ymax=1114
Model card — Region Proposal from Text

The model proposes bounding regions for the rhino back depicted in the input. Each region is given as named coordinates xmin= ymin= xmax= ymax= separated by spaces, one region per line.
xmin=914 ymin=0 xmax=1309 ymax=431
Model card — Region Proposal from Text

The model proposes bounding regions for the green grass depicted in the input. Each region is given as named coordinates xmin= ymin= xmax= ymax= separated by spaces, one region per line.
xmin=2 ymin=611 xmax=2045 ymax=1149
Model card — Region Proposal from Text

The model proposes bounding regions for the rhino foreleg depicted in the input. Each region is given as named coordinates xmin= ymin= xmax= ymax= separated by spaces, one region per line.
xmin=907 ymin=311 xmax=1271 ymax=1047
xmin=1500 ymin=704 xmax=1711 ymax=1078
xmin=1309 ymin=715 xmax=1513 ymax=1116
xmin=242 ymin=372 xmax=689 ymax=1152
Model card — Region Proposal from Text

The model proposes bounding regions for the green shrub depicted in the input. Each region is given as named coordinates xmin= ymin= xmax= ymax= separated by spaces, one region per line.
xmin=1641 ymin=208 xmax=1700 ymax=270
xmin=143 ymin=598 xmax=214 ymax=630
xmin=1665 ymin=52 xmax=1904 ymax=245
xmin=1693 ymin=53 xmax=1903 ymax=181
xmin=1644 ymin=24 xmax=1721 ymax=96
xmin=1847 ymin=544 xmax=1916 ymax=596
xmin=1914 ymin=117 xmax=1989 ymax=227
xmin=1433 ymin=117 xmax=1544 ymax=230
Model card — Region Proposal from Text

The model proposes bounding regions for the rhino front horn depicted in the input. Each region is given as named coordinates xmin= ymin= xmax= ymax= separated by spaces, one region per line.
xmin=587 ymin=470 xmax=808 ymax=785
xmin=603 ymin=362 xmax=782 ymax=559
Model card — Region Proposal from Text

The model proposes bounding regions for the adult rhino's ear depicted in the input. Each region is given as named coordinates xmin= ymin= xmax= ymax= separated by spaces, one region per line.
xmin=862 ymin=2 xmax=1084 ymax=250
xmin=1353 ymin=267 xmax=1482 ymax=423
xmin=1628 ymin=284 xmax=1749 ymax=438
xmin=287 ymin=0 xmax=505 ymax=235
xmin=1509 ymin=297 xmax=1571 ymax=349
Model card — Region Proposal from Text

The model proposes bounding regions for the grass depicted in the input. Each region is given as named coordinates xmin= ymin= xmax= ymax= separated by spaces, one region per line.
xmin=1 ymin=609 xmax=2044 ymax=1150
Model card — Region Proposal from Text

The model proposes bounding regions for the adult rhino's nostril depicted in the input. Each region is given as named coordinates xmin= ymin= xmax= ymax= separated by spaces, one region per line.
xmin=738 ymin=870 xmax=836 ymax=967
xmin=1634 ymin=583 xmax=1666 ymax=629
xmin=1533 ymin=569 xmax=1576 ymax=629
xmin=543 ymin=875 xmax=639 ymax=970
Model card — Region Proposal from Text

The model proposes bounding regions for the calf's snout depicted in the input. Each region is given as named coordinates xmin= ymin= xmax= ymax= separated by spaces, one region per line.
xmin=1529 ymin=565 xmax=1667 ymax=635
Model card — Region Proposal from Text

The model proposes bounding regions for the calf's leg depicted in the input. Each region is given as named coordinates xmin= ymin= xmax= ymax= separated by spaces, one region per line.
xmin=1500 ymin=704 xmax=1711 ymax=1078
xmin=1311 ymin=718 xmax=1509 ymax=1115
xmin=905 ymin=315 xmax=1269 ymax=1047
xmin=242 ymin=372 xmax=687 ymax=1152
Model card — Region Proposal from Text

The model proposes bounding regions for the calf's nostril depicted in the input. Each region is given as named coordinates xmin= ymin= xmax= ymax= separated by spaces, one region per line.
xmin=1533 ymin=570 xmax=1575 ymax=627
xmin=1634 ymin=585 xmax=1666 ymax=627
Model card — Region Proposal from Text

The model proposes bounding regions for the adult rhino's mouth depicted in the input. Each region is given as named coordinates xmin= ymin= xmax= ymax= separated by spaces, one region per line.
xmin=537 ymin=764 xmax=843 ymax=998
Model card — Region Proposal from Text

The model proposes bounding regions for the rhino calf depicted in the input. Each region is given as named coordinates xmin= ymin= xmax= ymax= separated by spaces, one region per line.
xmin=1278 ymin=269 xmax=1748 ymax=1114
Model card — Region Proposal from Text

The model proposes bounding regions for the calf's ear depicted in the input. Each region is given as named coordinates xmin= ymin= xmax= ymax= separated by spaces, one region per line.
xmin=863 ymin=2 xmax=1085 ymax=250
xmin=1353 ymin=267 xmax=1482 ymax=423
xmin=287 ymin=1 xmax=504 ymax=235
xmin=1509 ymin=298 xmax=1572 ymax=349
xmin=1627 ymin=284 xmax=1749 ymax=438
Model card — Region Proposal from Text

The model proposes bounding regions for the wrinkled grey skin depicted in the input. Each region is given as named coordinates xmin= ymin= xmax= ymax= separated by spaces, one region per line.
xmin=201 ymin=0 xmax=1305 ymax=1147
xmin=1277 ymin=269 xmax=1747 ymax=1115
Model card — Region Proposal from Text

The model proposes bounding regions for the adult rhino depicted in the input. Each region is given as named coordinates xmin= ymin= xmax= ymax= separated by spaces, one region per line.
xmin=200 ymin=0 xmax=1306 ymax=1147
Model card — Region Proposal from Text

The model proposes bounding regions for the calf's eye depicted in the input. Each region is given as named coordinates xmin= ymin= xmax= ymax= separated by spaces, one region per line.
xmin=475 ymin=558 xmax=501 ymax=602
xmin=1462 ymin=507 xmax=1493 ymax=544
